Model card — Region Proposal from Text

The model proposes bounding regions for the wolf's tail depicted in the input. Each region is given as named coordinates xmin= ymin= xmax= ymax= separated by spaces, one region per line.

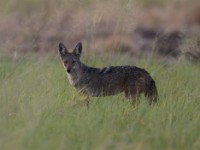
xmin=146 ymin=80 xmax=158 ymax=103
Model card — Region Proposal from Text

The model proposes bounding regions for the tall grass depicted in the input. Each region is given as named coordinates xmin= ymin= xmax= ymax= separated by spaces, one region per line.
xmin=0 ymin=55 xmax=200 ymax=150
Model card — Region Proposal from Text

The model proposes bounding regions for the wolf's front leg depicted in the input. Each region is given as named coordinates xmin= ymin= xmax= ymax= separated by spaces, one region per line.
xmin=84 ymin=95 xmax=90 ymax=108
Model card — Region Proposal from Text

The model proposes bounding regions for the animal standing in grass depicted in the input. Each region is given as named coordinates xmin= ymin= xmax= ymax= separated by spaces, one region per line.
xmin=58 ymin=42 xmax=158 ymax=105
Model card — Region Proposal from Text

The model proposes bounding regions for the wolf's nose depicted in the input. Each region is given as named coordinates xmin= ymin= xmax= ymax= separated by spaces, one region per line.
xmin=67 ymin=69 xmax=71 ymax=73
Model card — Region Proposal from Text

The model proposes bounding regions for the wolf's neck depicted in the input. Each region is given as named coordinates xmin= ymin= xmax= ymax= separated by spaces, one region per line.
xmin=81 ymin=63 xmax=100 ymax=74
xmin=67 ymin=63 xmax=90 ymax=87
xmin=80 ymin=63 xmax=89 ymax=70
xmin=67 ymin=63 xmax=87 ymax=83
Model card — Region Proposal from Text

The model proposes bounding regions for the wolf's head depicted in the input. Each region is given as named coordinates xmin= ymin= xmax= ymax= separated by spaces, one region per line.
xmin=58 ymin=42 xmax=82 ymax=74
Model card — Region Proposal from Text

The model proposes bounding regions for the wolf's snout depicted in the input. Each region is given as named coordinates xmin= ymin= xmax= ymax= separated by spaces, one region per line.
xmin=67 ymin=68 xmax=71 ymax=73
xmin=67 ymin=69 xmax=71 ymax=73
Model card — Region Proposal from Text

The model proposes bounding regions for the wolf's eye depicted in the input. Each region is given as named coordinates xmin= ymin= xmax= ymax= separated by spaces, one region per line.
xmin=72 ymin=60 xmax=75 ymax=64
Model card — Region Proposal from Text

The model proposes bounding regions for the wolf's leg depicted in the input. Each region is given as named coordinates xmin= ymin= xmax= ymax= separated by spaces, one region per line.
xmin=82 ymin=94 xmax=90 ymax=108
xmin=144 ymin=80 xmax=158 ymax=105
xmin=125 ymin=89 xmax=138 ymax=105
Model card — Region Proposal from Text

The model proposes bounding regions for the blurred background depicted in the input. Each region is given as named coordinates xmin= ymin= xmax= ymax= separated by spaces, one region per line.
xmin=0 ymin=0 xmax=200 ymax=62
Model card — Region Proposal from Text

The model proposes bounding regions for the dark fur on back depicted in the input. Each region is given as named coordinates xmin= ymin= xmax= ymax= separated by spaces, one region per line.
xmin=78 ymin=65 xmax=158 ymax=103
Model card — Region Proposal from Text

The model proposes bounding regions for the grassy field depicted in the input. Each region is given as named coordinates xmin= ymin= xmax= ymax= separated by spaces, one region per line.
xmin=0 ymin=0 xmax=200 ymax=149
xmin=0 ymin=55 xmax=200 ymax=150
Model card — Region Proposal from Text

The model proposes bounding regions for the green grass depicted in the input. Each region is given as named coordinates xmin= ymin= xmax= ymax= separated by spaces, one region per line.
xmin=0 ymin=55 xmax=200 ymax=150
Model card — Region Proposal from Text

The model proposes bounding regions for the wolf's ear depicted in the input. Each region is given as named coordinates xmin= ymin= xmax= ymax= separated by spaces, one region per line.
xmin=73 ymin=42 xmax=82 ymax=56
xmin=59 ymin=42 xmax=68 ymax=57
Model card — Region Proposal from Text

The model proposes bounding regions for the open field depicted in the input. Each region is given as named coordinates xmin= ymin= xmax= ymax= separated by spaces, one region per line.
xmin=1 ymin=0 xmax=200 ymax=149
xmin=0 ymin=55 xmax=200 ymax=150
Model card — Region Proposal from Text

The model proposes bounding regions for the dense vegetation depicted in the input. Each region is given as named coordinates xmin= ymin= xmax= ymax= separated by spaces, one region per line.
xmin=0 ymin=55 xmax=200 ymax=150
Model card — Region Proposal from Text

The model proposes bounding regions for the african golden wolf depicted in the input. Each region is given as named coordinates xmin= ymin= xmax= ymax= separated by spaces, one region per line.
xmin=58 ymin=42 xmax=158 ymax=105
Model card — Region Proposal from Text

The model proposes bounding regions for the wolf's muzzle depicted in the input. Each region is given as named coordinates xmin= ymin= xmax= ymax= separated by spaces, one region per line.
xmin=67 ymin=69 xmax=71 ymax=73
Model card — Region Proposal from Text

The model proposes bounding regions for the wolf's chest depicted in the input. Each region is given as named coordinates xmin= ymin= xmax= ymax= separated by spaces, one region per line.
xmin=67 ymin=73 xmax=88 ymax=88
xmin=67 ymin=74 xmax=78 ymax=86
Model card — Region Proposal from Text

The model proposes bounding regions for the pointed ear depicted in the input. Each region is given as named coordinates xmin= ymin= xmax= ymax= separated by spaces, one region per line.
xmin=58 ymin=42 xmax=68 ymax=57
xmin=73 ymin=42 xmax=82 ymax=56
